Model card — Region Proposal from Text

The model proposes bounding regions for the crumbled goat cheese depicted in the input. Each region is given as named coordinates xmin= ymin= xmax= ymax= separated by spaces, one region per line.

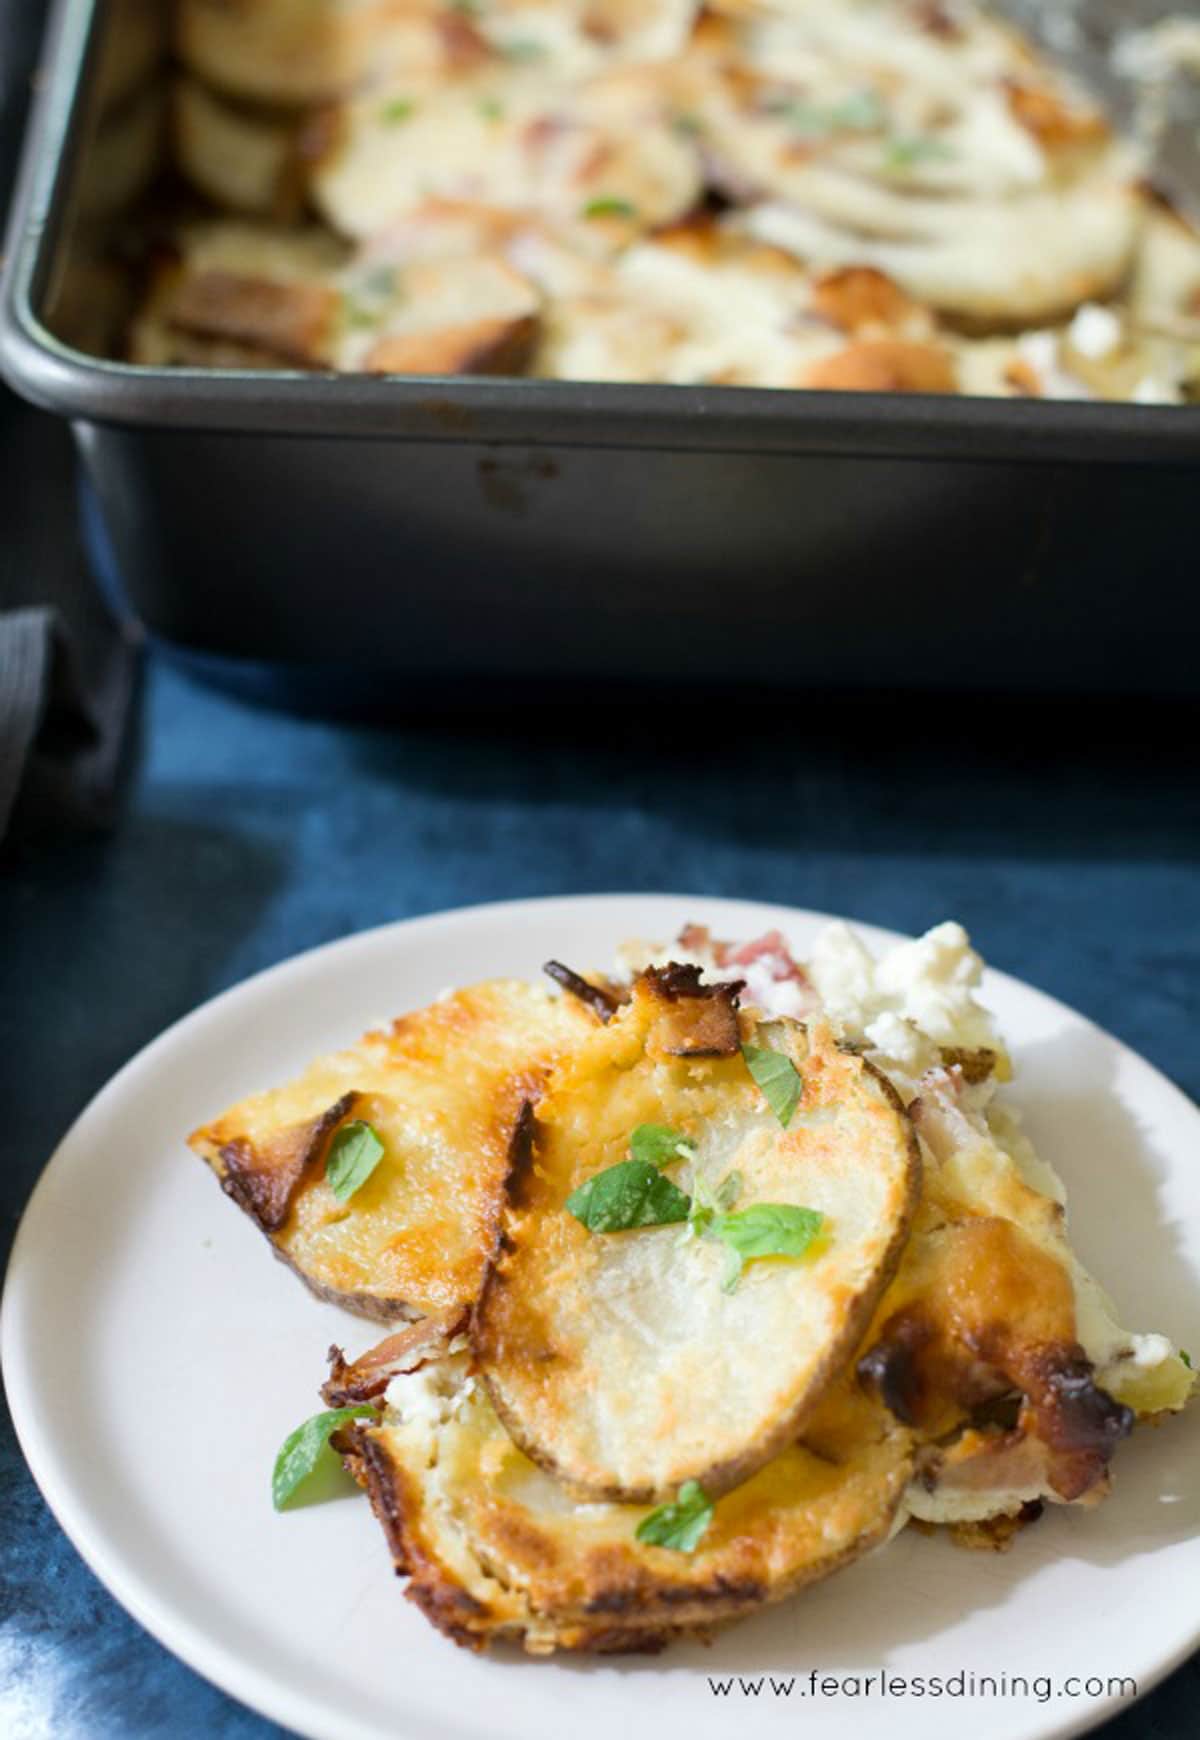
xmin=1133 ymin=375 xmax=1179 ymax=404
xmin=1069 ymin=302 xmax=1122 ymax=359
xmin=809 ymin=919 xmax=1001 ymax=1062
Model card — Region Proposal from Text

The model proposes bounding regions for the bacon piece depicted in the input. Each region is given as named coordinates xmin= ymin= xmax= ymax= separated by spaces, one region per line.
xmin=642 ymin=964 xmax=744 ymax=1057
xmin=1011 ymin=1344 xmax=1133 ymax=1501
xmin=723 ymin=929 xmax=808 ymax=982
xmin=910 ymin=3 xmax=963 ymax=40
xmin=436 ymin=10 xmax=492 ymax=70
xmin=323 ymin=1306 xmax=469 ymax=1407
xmin=543 ymin=960 xmax=622 ymax=1022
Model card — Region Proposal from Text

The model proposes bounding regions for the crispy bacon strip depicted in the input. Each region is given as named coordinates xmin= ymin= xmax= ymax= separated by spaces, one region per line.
xmin=323 ymin=1306 xmax=469 ymax=1407
xmin=642 ymin=963 xmax=744 ymax=1057
xmin=543 ymin=960 xmax=622 ymax=1022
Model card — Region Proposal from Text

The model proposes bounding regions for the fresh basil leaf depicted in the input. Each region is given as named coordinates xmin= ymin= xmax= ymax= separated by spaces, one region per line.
xmin=715 ymin=1169 xmax=743 ymax=1212
xmin=379 ymin=97 xmax=415 ymax=124
xmin=720 ymin=1244 xmax=744 ymax=1295
xmin=500 ymin=37 xmax=546 ymax=62
xmin=630 ymin=1123 xmax=695 ymax=1167
xmin=567 ymin=1160 xmax=691 ymax=1232
xmin=767 ymin=89 xmax=884 ymax=137
xmin=830 ymin=89 xmax=885 ymax=130
xmin=635 ymin=1480 xmax=713 ymax=1553
xmin=326 ymin=1119 xmax=385 ymax=1202
xmin=883 ymin=133 xmax=954 ymax=170
xmin=711 ymin=1203 xmax=824 ymax=1291
xmin=782 ymin=100 xmax=834 ymax=137
xmin=272 ymin=1407 xmax=376 ymax=1510
xmin=741 ymin=1043 xmax=803 ymax=1127
xmin=583 ymin=196 xmax=637 ymax=220
xmin=1181 ymin=1349 xmax=1193 ymax=1370
xmin=343 ymin=300 xmax=379 ymax=330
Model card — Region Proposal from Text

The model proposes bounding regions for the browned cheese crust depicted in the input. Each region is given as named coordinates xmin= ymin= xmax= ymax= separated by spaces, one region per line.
xmin=189 ymin=979 xmax=597 ymax=1319
xmin=473 ymin=969 xmax=921 ymax=1501
xmin=337 ymin=1358 xmax=913 ymax=1654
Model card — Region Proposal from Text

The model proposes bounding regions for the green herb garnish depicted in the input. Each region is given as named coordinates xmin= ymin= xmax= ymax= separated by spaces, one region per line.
xmin=829 ymin=89 xmax=886 ymax=130
xmin=711 ymin=1203 xmax=824 ymax=1293
xmin=672 ymin=111 xmax=704 ymax=136
xmin=1181 ymin=1349 xmax=1193 ymax=1369
xmin=272 ymin=1407 xmax=377 ymax=1510
xmin=500 ymin=37 xmax=546 ymax=62
xmin=583 ymin=195 xmax=638 ymax=220
xmin=357 ymin=264 xmax=399 ymax=301
xmin=883 ymin=133 xmax=954 ymax=170
xmin=635 ymin=1480 xmax=713 ymax=1553
xmin=566 ymin=1160 xmax=691 ymax=1232
xmin=477 ymin=96 xmax=505 ymax=121
xmin=766 ymin=89 xmax=885 ymax=137
xmin=686 ymin=1169 xmax=742 ymax=1238
xmin=742 ymin=1043 xmax=803 ymax=1127
xmin=630 ymin=1123 xmax=695 ymax=1167
xmin=326 ymin=1119 xmax=385 ymax=1201
xmin=379 ymin=97 xmax=416 ymax=124
xmin=342 ymin=300 xmax=379 ymax=329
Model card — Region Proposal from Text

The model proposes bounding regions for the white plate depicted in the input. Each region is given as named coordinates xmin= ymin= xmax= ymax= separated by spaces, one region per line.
xmin=3 ymin=895 xmax=1198 ymax=1740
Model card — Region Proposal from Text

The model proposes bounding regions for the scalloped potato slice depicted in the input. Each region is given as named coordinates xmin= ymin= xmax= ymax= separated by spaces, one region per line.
xmin=473 ymin=971 xmax=920 ymax=1501
xmin=310 ymin=63 xmax=703 ymax=244
xmin=339 ymin=1349 xmax=913 ymax=1654
xmin=189 ymin=980 xmax=596 ymax=1321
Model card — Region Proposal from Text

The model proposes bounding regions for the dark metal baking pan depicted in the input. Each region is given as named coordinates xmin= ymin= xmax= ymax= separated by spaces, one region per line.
xmin=3 ymin=0 xmax=1199 ymax=697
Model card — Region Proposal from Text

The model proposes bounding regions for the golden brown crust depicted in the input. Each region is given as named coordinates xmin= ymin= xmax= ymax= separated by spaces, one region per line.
xmin=812 ymin=266 xmax=919 ymax=335
xmin=802 ymin=340 xmax=958 ymax=395
xmin=474 ymin=984 xmax=921 ymax=1503
xmin=1004 ymin=81 xmax=1108 ymax=153
xmin=169 ymin=269 xmax=339 ymax=364
xmin=363 ymin=313 xmax=539 ymax=377
xmin=338 ymin=1363 xmax=913 ymax=1654
xmin=211 ymin=1093 xmax=358 ymax=1234
xmin=189 ymin=979 xmax=597 ymax=1320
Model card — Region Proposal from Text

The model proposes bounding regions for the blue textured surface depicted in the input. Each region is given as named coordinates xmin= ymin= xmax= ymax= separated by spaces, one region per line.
xmin=2 ymin=657 xmax=1198 ymax=1739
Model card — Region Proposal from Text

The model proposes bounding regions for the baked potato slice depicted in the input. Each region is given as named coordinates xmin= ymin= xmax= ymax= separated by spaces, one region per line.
xmin=172 ymin=77 xmax=304 ymax=220
xmin=473 ymin=968 xmax=920 ymax=1501
xmin=339 ymin=1346 xmax=913 ymax=1654
xmin=189 ymin=980 xmax=596 ymax=1321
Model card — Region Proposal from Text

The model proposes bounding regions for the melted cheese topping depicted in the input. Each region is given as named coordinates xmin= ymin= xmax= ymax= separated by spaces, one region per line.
xmin=190 ymin=979 xmax=595 ymax=1315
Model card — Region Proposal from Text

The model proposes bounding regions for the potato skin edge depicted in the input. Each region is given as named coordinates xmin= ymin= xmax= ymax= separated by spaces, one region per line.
xmin=473 ymin=1034 xmax=923 ymax=1503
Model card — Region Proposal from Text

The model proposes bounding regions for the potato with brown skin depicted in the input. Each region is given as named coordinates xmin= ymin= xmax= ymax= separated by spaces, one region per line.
xmin=473 ymin=971 xmax=921 ymax=1502
xmin=337 ymin=1349 xmax=913 ymax=1655
xmin=189 ymin=980 xmax=597 ymax=1321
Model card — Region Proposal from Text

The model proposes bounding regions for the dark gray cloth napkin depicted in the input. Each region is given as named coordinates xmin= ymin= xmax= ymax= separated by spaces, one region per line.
xmin=0 ymin=0 xmax=140 ymax=843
